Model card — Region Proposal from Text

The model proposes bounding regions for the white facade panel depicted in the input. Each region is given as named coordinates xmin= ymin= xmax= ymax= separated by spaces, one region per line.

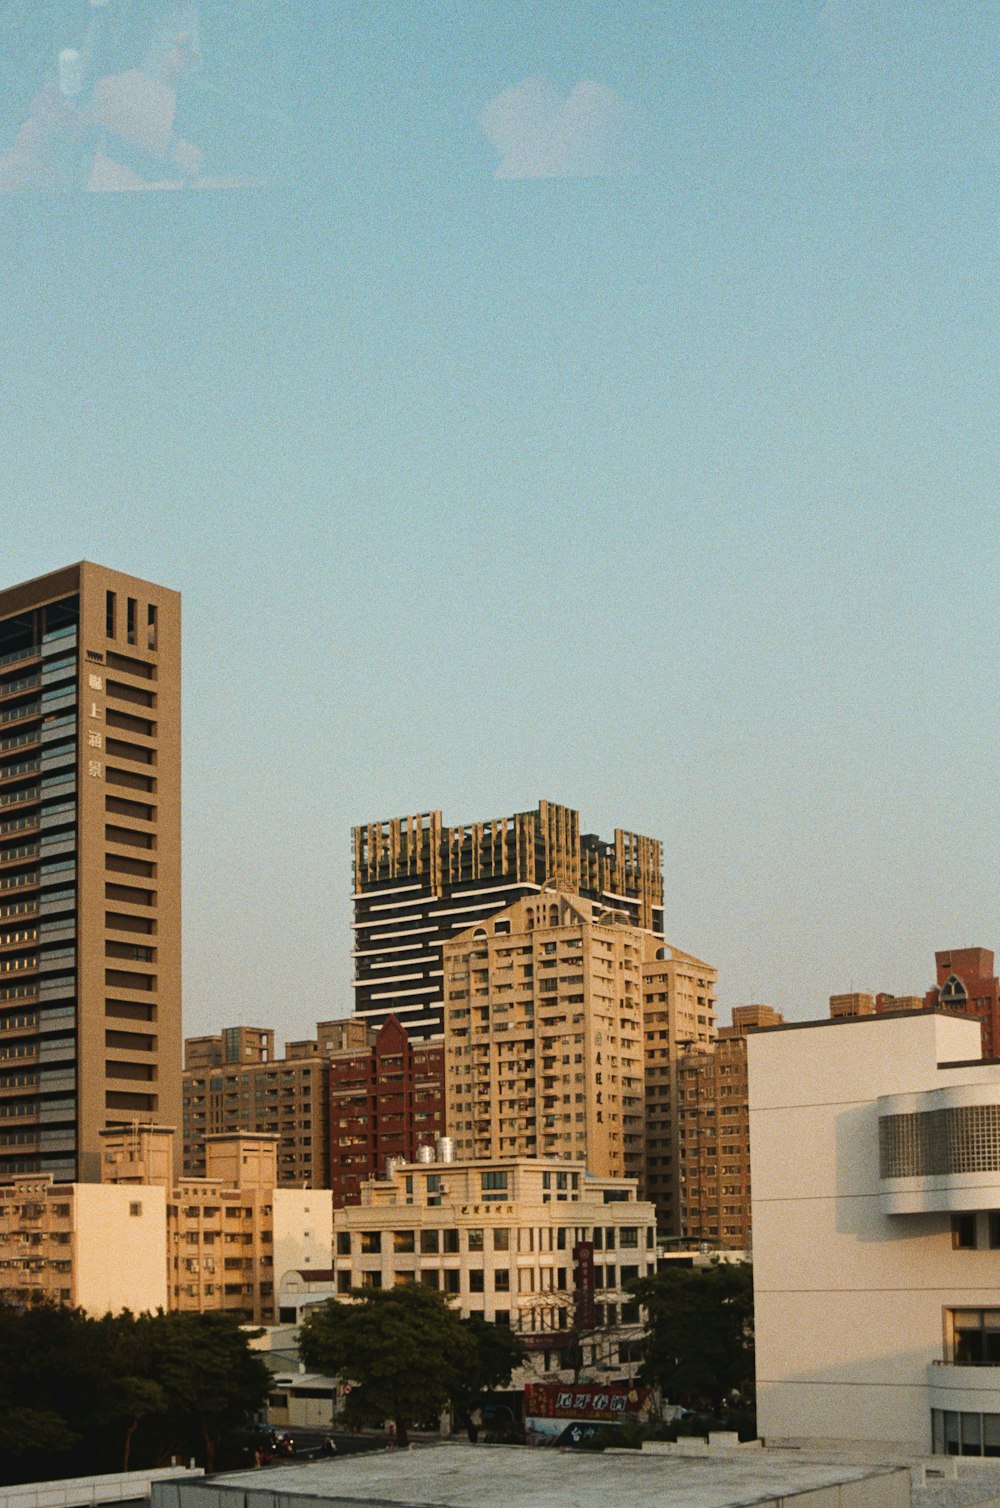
xmin=749 ymin=1011 xmax=1000 ymax=1452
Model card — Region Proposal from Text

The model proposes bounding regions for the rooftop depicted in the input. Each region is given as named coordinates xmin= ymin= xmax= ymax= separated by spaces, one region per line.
xmin=162 ymin=1444 xmax=912 ymax=1508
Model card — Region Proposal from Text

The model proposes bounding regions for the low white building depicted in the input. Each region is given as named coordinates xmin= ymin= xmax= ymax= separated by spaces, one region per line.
xmin=280 ymin=1153 xmax=656 ymax=1381
xmin=749 ymin=1008 xmax=1000 ymax=1456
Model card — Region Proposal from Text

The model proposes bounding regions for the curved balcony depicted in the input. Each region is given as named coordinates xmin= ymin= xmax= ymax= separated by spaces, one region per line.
xmin=929 ymin=1362 xmax=1000 ymax=1415
xmin=878 ymin=1085 xmax=1000 ymax=1213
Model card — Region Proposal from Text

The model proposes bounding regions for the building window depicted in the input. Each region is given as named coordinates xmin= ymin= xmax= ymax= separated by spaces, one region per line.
xmin=360 ymin=1231 xmax=381 ymax=1254
xmin=467 ymin=1228 xmax=484 ymax=1253
xmin=933 ymin=1408 xmax=1000 ymax=1457
xmin=147 ymin=604 xmax=158 ymax=651
xmin=953 ymin=1215 xmax=977 ymax=1250
xmin=949 ymin=1309 xmax=1000 ymax=1366
xmin=126 ymin=597 xmax=137 ymax=646
xmin=493 ymin=1228 xmax=509 ymax=1252
xmin=443 ymin=1229 xmax=460 ymax=1254
xmin=420 ymin=1230 xmax=440 ymax=1254
xmin=443 ymin=1270 xmax=460 ymax=1294
xmin=336 ymin=1231 xmax=351 ymax=1255
xmin=129 ymin=1201 xmax=142 ymax=1217
xmin=394 ymin=1230 xmax=415 ymax=1254
xmin=469 ymin=1270 xmax=484 ymax=1293
xmin=106 ymin=591 xmax=116 ymax=638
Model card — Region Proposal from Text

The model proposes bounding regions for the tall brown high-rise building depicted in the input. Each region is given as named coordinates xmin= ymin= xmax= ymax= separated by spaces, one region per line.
xmin=676 ymin=1004 xmax=783 ymax=1250
xmin=641 ymin=945 xmax=717 ymax=1236
xmin=352 ymin=801 xmax=664 ymax=1038
xmin=0 ymin=563 xmax=181 ymax=1182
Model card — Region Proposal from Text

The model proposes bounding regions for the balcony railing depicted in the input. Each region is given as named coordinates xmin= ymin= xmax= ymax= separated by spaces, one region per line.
xmin=0 ymin=789 xmax=39 ymax=811
xmin=0 ymin=676 xmax=41 ymax=703
xmin=0 ymin=645 xmax=41 ymax=672
xmin=0 ymin=844 xmax=40 ymax=868
xmin=0 ymin=816 xmax=39 ymax=841
xmin=0 ymin=761 xmax=41 ymax=784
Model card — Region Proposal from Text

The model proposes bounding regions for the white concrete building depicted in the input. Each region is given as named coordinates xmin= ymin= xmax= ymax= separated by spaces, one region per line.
xmin=280 ymin=1154 xmax=656 ymax=1380
xmin=749 ymin=1008 xmax=1000 ymax=1456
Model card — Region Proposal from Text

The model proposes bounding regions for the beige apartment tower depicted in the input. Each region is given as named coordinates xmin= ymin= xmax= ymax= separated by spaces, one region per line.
xmin=443 ymin=891 xmax=646 ymax=1182
xmin=0 ymin=563 xmax=181 ymax=1182
xmin=642 ymin=945 xmax=717 ymax=1236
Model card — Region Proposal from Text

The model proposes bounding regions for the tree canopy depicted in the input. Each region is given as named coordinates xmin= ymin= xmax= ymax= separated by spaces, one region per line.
xmin=452 ymin=1315 xmax=527 ymax=1440
xmin=0 ymin=1304 xmax=270 ymax=1486
xmin=627 ymin=1261 xmax=755 ymax=1415
xmin=299 ymin=1286 xmax=524 ymax=1446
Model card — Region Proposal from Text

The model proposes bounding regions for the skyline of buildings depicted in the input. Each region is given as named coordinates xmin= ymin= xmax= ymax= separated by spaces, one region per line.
xmin=0 ymin=556 xmax=992 ymax=1312
xmin=181 ymin=1018 xmax=371 ymax=1187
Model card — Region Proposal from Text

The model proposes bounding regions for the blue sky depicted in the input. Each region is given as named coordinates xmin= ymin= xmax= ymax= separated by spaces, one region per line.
xmin=1 ymin=1 xmax=997 ymax=1038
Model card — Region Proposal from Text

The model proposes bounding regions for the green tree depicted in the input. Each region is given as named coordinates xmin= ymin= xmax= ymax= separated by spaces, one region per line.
xmin=0 ymin=1302 xmax=109 ymax=1481
xmin=116 ymin=1376 xmax=168 ymax=1473
xmin=450 ymin=1315 xmax=527 ymax=1441
xmin=147 ymin=1312 xmax=270 ymax=1471
xmin=0 ymin=1305 xmax=269 ymax=1483
xmin=299 ymin=1285 xmax=473 ymax=1447
xmin=628 ymin=1262 xmax=754 ymax=1416
xmin=0 ymin=1407 xmax=78 ymax=1470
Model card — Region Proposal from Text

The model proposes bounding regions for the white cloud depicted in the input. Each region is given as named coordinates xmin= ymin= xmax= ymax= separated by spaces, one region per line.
xmin=480 ymin=77 xmax=636 ymax=180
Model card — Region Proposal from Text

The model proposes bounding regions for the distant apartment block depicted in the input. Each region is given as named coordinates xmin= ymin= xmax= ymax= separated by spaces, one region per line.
xmin=829 ymin=992 xmax=876 ymax=1020
xmin=642 ymin=945 xmax=717 ymax=1236
xmin=328 ymin=1014 xmax=445 ymax=1207
xmin=442 ymin=891 xmax=647 ymax=1183
xmin=677 ymin=1004 xmax=783 ymax=1250
xmin=0 ymin=1124 xmax=329 ymax=1323
xmin=827 ymin=949 xmax=1000 ymax=1055
xmin=830 ymin=992 xmax=925 ymax=1020
xmin=0 ymin=562 xmax=181 ymax=1184
xmin=352 ymin=800 xmax=664 ymax=1038
xmin=184 ymin=1025 xmax=275 ymax=1071
xmin=182 ymin=1019 xmax=371 ymax=1187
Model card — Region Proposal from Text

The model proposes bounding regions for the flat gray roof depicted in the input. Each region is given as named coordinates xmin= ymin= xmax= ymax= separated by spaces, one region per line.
xmin=152 ymin=1444 xmax=910 ymax=1508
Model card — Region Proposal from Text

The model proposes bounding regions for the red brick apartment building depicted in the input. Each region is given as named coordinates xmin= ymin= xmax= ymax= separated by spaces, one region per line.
xmin=924 ymin=948 xmax=1000 ymax=1058
xmin=328 ymin=1016 xmax=444 ymax=1206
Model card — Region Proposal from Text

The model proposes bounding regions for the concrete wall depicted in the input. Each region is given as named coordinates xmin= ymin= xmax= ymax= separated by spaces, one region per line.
xmin=73 ymin=1183 xmax=167 ymax=1314
xmin=273 ymin=1189 xmax=333 ymax=1284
